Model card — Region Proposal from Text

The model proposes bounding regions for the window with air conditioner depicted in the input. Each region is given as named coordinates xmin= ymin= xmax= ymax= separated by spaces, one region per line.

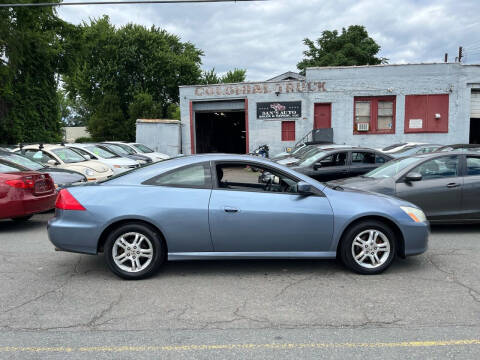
xmin=354 ymin=96 xmax=396 ymax=134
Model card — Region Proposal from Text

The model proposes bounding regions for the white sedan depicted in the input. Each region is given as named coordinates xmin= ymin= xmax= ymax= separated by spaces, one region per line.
xmin=67 ymin=144 xmax=140 ymax=174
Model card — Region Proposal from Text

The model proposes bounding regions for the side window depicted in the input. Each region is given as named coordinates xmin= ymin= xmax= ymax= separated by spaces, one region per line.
xmin=317 ymin=152 xmax=347 ymax=167
xmin=412 ymin=156 xmax=459 ymax=180
xmin=216 ymin=163 xmax=299 ymax=194
xmin=143 ymin=163 xmax=211 ymax=189
xmin=466 ymin=157 xmax=480 ymax=176
xmin=375 ymin=154 xmax=389 ymax=164
xmin=351 ymin=151 xmax=375 ymax=165
xmin=22 ymin=150 xmax=55 ymax=164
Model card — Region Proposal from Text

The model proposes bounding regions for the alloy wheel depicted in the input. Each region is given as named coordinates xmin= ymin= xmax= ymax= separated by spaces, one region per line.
xmin=112 ymin=232 xmax=154 ymax=273
xmin=351 ymin=229 xmax=391 ymax=269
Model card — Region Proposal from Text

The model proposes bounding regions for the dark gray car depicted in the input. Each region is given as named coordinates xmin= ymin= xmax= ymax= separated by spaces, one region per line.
xmin=330 ymin=151 xmax=480 ymax=223
xmin=289 ymin=147 xmax=393 ymax=182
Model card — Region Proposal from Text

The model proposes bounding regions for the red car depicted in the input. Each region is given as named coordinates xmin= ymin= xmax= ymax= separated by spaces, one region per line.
xmin=0 ymin=160 xmax=57 ymax=221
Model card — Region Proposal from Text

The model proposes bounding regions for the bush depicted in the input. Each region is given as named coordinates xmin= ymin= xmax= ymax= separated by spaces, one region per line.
xmin=75 ymin=136 xmax=93 ymax=143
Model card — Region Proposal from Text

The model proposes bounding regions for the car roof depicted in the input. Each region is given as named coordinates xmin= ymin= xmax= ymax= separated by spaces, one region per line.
xmin=398 ymin=150 xmax=480 ymax=160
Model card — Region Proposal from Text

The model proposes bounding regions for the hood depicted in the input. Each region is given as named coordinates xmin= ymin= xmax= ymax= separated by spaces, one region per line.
xmin=329 ymin=176 xmax=397 ymax=196
xmin=67 ymin=160 xmax=111 ymax=173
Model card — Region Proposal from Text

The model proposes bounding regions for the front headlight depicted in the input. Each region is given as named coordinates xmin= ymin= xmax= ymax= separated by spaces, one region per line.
xmin=400 ymin=206 xmax=427 ymax=223
xmin=85 ymin=168 xmax=95 ymax=176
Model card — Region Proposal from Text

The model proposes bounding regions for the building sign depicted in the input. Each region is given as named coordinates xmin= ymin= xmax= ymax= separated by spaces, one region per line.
xmin=409 ymin=118 xmax=423 ymax=129
xmin=257 ymin=101 xmax=302 ymax=119
xmin=193 ymin=81 xmax=326 ymax=97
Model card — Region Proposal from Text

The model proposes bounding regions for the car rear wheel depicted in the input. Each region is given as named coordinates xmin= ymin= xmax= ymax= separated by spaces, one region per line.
xmin=104 ymin=223 xmax=165 ymax=280
xmin=340 ymin=220 xmax=396 ymax=275
xmin=11 ymin=215 xmax=33 ymax=222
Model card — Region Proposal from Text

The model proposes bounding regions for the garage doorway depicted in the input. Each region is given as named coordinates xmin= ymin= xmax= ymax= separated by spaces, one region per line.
xmin=470 ymin=118 xmax=480 ymax=144
xmin=193 ymin=100 xmax=247 ymax=154
xmin=195 ymin=111 xmax=246 ymax=153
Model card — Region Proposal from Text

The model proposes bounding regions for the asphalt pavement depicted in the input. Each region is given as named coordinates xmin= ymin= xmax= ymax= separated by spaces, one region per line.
xmin=0 ymin=212 xmax=479 ymax=359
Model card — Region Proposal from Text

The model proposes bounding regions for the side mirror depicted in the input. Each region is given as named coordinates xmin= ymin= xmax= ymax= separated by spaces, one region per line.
xmin=405 ymin=172 xmax=422 ymax=182
xmin=297 ymin=181 xmax=313 ymax=195
xmin=83 ymin=154 xmax=91 ymax=160
xmin=47 ymin=159 xmax=58 ymax=166
xmin=313 ymin=163 xmax=322 ymax=170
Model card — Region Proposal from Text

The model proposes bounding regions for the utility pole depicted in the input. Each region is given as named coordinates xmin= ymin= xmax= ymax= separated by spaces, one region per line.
xmin=458 ymin=46 xmax=463 ymax=63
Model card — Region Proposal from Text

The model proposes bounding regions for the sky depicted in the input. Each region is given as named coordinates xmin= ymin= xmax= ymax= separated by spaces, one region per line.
xmin=58 ymin=0 xmax=480 ymax=81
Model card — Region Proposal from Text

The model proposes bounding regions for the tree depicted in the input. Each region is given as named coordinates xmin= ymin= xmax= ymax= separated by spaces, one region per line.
xmin=200 ymin=67 xmax=247 ymax=84
xmin=0 ymin=0 xmax=73 ymax=144
xmin=297 ymin=25 xmax=388 ymax=74
xmin=221 ymin=68 xmax=247 ymax=83
xmin=63 ymin=17 xmax=204 ymax=141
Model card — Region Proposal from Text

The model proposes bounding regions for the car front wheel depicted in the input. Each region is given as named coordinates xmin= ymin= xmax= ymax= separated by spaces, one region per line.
xmin=104 ymin=223 xmax=165 ymax=280
xmin=340 ymin=220 xmax=396 ymax=275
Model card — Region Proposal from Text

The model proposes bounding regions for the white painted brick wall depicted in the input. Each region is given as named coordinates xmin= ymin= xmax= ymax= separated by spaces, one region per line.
xmin=179 ymin=63 xmax=480 ymax=156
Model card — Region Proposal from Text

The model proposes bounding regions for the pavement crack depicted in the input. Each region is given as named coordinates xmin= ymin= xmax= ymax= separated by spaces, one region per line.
xmin=86 ymin=295 xmax=123 ymax=328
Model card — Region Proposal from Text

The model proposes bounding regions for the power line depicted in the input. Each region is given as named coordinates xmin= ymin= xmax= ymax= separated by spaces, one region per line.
xmin=0 ymin=0 xmax=266 ymax=7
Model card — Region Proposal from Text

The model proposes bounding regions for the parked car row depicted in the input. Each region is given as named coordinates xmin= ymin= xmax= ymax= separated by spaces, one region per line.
xmin=0 ymin=141 xmax=168 ymax=222
xmin=270 ymin=142 xmax=480 ymax=223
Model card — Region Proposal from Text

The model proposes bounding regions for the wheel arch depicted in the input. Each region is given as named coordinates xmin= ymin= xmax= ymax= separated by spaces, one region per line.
xmin=335 ymin=215 xmax=406 ymax=259
xmin=97 ymin=218 xmax=168 ymax=254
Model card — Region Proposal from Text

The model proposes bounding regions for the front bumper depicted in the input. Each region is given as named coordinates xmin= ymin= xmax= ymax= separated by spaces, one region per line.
xmin=402 ymin=221 xmax=429 ymax=257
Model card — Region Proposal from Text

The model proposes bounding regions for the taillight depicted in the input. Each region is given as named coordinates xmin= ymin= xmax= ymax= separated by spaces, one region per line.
xmin=55 ymin=189 xmax=86 ymax=211
xmin=5 ymin=177 xmax=34 ymax=189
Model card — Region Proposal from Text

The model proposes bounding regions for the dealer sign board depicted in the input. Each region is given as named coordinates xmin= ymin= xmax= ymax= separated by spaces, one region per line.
xmin=257 ymin=101 xmax=302 ymax=119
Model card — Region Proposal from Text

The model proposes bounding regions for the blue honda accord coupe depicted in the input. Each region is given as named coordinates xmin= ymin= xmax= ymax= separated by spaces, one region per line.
xmin=48 ymin=154 xmax=428 ymax=279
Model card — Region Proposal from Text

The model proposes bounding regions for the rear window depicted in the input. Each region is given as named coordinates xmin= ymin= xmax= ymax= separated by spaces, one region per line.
xmin=0 ymin=161 xmax=24 ymax=173
xmin=0 ymin=153 xmax=44 ymax=170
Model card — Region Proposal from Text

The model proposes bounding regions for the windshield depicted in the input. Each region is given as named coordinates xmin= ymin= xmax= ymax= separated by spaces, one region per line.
xmin=389 ymin=145 xmax=418 ymax=155
xmin=298 ymin=151 xmax=328 ymax=167
xmin=364 ymin=157 xmax=420 ymax=178
xmin=107 ymin=143 xmax=135 ymax=155
xmin=0 ymin=152 xmax=44 ymax=170
xmin=133 ymin=144 xmax=154 ymax=153
xmin=382 ymin=143 xmax=407 ymax=151
xmin=51 ymin=148 xmax=87 ymax=163
xmin=85 ymin=145 xmax=119 ymax=159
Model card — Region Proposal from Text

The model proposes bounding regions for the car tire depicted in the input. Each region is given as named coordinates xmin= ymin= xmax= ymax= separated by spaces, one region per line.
xmin=340 ymin=220 xmax=396 ymax=275
xmin=104 ymin=223 xmax=165 ymax=280
xmin=11 ymin=215 xmax=33 ymax=222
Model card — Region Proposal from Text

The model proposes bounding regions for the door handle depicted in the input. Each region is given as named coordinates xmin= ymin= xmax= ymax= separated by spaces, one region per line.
xmin=446 ymin=183 xmax=460 ymax=188
xmin=224 ymin=206 xmax=238 ymax=213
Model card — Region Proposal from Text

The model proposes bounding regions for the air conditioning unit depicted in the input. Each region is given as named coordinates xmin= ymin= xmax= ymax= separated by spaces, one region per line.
xmin=357 ymin=123 xmax=369 ymax=131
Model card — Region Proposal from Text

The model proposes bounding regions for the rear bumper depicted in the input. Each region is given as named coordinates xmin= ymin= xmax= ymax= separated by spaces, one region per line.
xmin=47 ymin=209 xmax=102 ymax=254
xmin=1 ymin=193 xmax=56 ymax=219
xmin=402 ymin=221 xmax=429 ymax=257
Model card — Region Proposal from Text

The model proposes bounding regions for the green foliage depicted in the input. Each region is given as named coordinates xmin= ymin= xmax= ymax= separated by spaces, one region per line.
xmin=221 ymin=68 xmax=247 ymax=83
xmin=0 ymin=0 xmax=74 ymax=144
xmin=297 ymin=25 xmax=388 ymax=74
xmin=75 ymin=136 xmax=93 ymax=143
xmin=201 ymin=67 xmax=247 ymax=84
xmin=166 ymin=103 xmax=181 ymax=120
xmin=64 ymin=17 xmax=204 ymax=140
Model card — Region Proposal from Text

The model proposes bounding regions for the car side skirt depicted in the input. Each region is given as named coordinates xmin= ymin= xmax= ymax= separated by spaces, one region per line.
xmin=168 ymin=251 xmax=337 ymax=261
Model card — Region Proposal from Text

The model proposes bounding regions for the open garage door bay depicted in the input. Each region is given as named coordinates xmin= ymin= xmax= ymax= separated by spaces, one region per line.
xmin=192 ymin=100 xmax=247 ymax=154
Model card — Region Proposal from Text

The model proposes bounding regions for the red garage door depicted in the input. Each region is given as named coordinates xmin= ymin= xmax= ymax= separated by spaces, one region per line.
xmin=404 ymin=94 xmax=449 ymax=133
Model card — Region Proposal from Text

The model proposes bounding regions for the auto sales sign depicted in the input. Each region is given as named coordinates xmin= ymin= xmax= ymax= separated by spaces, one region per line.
xmin=257 ymin=101 xmax=301 ymax=119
